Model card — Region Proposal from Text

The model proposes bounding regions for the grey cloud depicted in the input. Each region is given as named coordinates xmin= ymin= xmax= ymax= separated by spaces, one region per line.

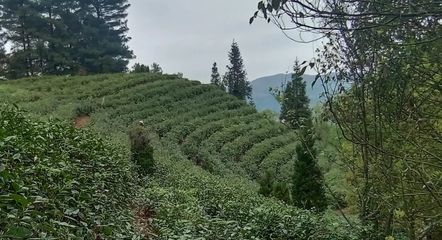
xmin=128 ymin=0 xmax=317 ymax=82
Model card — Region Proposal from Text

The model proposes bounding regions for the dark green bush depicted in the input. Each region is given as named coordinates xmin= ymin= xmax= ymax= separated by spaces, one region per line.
xmin=74 ymin=102 xmax=94 ymax=116
xmin=128 ymin=124 xmax=154 ymax=174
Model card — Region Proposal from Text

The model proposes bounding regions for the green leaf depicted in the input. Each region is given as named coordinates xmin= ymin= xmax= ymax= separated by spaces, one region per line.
xmin=3 ymin=226 xmax=33 ymax=238
xmin=52 ymin=220 xmax=76 ymax=228
xmin=10 ymin=194 xmax=32 ymax=208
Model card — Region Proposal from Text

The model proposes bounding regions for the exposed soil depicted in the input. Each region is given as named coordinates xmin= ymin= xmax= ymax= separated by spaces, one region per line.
xmin=73 ymin=115 xmax=91 ymax=128
xmin=133 ymin=205 xmax=157 ymax=239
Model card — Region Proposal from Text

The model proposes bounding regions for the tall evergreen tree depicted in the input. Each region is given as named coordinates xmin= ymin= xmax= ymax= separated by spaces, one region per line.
xmin=75 ymin=0 xmax=133 ymax=74
xmin=280 ymin=61 xmax=311 ymax=130
xmin=0 ymin=0 xmax=133 ymax=78
xmin=292 ymin=130 xmax=327 ymax=212
xmin=210 ymin=62 xmax=224 ymax=89
xmin=283 ymin=62 xmax=327 ymax=212
xmin=223 ymin=41 xmax=251 ymax=101
xmin=0 ymin=0 xmax=43 ymax=78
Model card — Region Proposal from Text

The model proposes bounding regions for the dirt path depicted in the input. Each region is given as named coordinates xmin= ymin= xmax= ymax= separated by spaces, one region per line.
xmin=74 ymin=115 xmax=91 ymax=128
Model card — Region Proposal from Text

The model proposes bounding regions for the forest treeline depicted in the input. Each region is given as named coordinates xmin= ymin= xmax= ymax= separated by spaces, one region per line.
xmin=0 ymin=0 xmax=132 ymax=79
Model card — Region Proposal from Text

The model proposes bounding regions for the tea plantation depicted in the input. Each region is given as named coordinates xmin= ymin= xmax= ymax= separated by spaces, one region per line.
xmin=0 ymin=73 xmax=359 ymax=239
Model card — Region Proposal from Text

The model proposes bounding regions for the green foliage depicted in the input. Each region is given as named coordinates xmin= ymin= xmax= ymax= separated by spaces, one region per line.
xmin=280 ymin=61 xmax=312 ymax=130
xmin=210 ymin=62 xmax=224 ymax=90
xmin=128 ymin=124 xmax=155 ymax=174
xmin=138 ymin=138 xmax=359 ymax=240
xmin=0 ymin=0 xmax=133 ymax=78
xmin=0 ymin=73 xmax=364 ymax=239
xmin=292 ymin=140 xmax=328 ymax=212
xmin=74 ymin=102 xmax=95 ymax=117
xmin=0 ymin=105 xmax=138 ymax=238
xmin=223 ymin=41 xmax=252 ymax=101
xmin=131 ymin=63 xmax=150 ymax=73
xmin=151 ymin=62 xmax=163 ymax=74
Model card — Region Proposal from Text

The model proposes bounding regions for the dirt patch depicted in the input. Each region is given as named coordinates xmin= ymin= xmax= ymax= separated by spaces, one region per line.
xmin=133 ymin=205 xmax=157 ymax=239
xmin=73 ymin=115 xmax=91 ymax=128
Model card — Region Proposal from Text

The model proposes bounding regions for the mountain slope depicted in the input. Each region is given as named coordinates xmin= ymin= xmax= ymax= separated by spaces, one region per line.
xmin=0 ymin=73 xmax=357 ymax=239
xmin=251 ymin=73 xmax=324 ymax=113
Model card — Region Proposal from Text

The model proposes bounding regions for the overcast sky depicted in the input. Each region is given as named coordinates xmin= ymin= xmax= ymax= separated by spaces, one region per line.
xmin=127 ymin=0 xmax=318 ymax=83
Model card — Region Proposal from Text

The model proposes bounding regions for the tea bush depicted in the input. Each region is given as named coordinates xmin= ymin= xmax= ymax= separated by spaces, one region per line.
xmin=0 ymin=105 xmax=139 ymax=239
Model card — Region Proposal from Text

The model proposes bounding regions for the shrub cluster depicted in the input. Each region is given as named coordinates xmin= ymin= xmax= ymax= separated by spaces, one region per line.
xmin=0 ymin=106 xmax=139 ymax=239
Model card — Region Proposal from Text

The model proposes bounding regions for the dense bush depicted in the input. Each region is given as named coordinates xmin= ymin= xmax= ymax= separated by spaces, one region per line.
xmin=0 ymin=106 xmax=139 ymax=239
xmin=128 ymin=123 xmax=155 ymax=174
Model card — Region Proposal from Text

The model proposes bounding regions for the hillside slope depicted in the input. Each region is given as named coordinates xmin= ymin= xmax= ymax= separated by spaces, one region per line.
xmin=251 ymin=73 xmax=322 ymax=112
xmin=0 ymin=73 xmax=357 ymax=239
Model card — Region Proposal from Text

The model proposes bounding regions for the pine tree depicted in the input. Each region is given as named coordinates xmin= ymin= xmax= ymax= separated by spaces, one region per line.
xmin=75 ymin=0 xmax=133 ymax=74
xmin=292 ymin=131 xmax=327 ymax=212
xmin=280 ymin=61 xmax=311 ymax=130
xmin=223 ymin=41 xmax=252 ymax=101
xmin=0 ymin=0 xmax=133 ymax=78
xmin=284 ymin=62 xmax=327 ymax=211
xmin=210 ymin=62 xmax=224 ymax=89
xmin=0 ymin=0 xmax=43 ymax=78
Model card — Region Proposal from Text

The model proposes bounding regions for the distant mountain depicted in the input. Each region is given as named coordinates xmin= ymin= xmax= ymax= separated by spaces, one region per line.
xmin=251 ymin=73 xmax=325 ymax=113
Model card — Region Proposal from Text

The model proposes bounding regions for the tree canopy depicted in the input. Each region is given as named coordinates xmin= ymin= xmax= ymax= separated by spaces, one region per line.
xmin=0 ymin=0 xmax=133 ymax=79
xmin=223 ymin=41 xmax=252 ymax=101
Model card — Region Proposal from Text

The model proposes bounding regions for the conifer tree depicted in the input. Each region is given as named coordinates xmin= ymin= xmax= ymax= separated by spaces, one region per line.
xmin=0 ymin=0 xmax=133 ymax=78
xmin=292 ymin=129 xmax=327 ymax=212
xmin=280 ymin=61 xmax=311 ymax=130
xmin=283 ymin=62 xmax=327 ymax=212
xmin=223 ymin=41 xmax=252 ymax=101
xmin=0 ymin=0 xmax=42 ymax=78
xmin=75 ymin=0 xmax=133 ymax=74
xmin=210 ymin=62 xmax=224 ymax=90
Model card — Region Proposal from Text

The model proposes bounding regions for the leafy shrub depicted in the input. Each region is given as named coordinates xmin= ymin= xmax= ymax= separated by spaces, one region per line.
xmin=74 ymin=102 xmax=94 ymax=117
xmin=0 ymin=105 xmax=139 ymax=239
xmin=128 ymin=123 xmax=155 ymax=174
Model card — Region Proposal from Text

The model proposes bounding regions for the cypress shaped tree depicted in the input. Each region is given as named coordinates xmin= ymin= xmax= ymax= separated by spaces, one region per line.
xmin=210 ymin=62 xmax=224 ymax=90
xmin=292 ymin=130 xmax=327 ymax=212
xmin=223 ymin=41 xmax=252 ymax=101
xmin=280 ymin=61 xmax=311 ymax=129
xmin=284 ymin=61 xmax=327 ymax=212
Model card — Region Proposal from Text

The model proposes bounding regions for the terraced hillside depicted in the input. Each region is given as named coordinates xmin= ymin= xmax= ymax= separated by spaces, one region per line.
xmin=0 ymin=73 xmax=357 ymax=239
